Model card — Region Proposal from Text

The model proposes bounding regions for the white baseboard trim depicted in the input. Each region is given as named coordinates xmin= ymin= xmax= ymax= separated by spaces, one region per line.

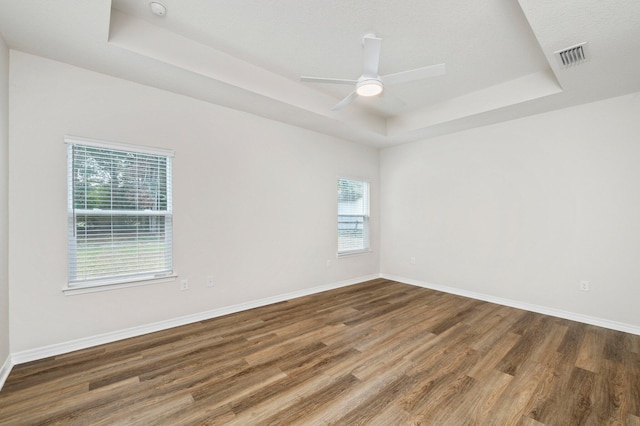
xmin=0 ymin=354 xmax=12 ymax=391
xmin=10 ymin=271 xmax=636 ymax=382
xmin=381 ymin=273 xmax=640 ymax=336
xmin=10 ymin=274 xmax=381 ymax=366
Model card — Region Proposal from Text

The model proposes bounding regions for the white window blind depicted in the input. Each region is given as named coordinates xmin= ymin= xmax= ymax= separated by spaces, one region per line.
xmin=67 ymin=137 xmax=173 ymax=287
xmin=338 ymin=178 xmax=370 ymax=255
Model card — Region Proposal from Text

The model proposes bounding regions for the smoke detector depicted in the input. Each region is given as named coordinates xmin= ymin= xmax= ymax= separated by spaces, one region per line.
xmin=555 ymin=42 xmax=588 ymax=67
xmin=150 ymin=2 xmax=167 ymax=16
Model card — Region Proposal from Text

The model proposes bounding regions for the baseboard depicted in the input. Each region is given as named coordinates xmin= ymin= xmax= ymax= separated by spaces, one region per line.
xmin=381 ymin=273 xmax=640 ymax=336
xmin=10 ymin=274 xmax=381 ymax=366
xmin=12 ymin=270 xmax=636 ymax=374
xmin=0 ymin=354 xmax=12 ymax=391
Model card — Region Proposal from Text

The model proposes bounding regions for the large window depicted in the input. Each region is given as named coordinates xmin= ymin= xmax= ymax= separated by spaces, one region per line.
xmin=67 ymin=137 xmax=173 ymax=288
xmin=338 ymin=178 xmax=370 ymax=255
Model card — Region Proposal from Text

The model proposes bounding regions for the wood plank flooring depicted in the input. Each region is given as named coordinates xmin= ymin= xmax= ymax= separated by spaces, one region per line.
xmin=1 ymin=278 xmax=639 ymax=425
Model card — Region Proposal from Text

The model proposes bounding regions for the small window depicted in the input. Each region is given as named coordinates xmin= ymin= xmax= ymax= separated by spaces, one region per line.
xmin=67 ymin=137 xmax=173 ymax=288
xmin=337 ymin=178 xmax=370 ymax=255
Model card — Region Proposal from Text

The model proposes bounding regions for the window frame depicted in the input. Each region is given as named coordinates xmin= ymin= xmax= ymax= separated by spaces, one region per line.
xmin=337 ymin=177 xmax=371 ymax=257
xmin=64 ymin=136 xmax=175 ymax=293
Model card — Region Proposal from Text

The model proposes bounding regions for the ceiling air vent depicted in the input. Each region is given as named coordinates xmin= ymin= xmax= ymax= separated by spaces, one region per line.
xmin=555 ymin=42 xmax=588 ymax=67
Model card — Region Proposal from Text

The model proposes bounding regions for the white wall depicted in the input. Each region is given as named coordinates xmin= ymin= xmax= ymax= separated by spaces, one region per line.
xmin=0 ymin=36 xmax=10 ymax=370
xmin=381 ymin=92 xmax=640 ymax=328
xmin=8 ymin=48 xmax=640 ymax=357
xmin=8 ymin=51 xmax=379 ymax=352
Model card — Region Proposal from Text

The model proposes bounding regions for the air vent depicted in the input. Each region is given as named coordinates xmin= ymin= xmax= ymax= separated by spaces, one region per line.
xmin=555 ymin=43 xmax=588 ymax=67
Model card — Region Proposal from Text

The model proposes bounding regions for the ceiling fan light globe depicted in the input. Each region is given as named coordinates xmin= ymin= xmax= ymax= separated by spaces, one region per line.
xmin=356 ymin=80 xmax=383 ymax=97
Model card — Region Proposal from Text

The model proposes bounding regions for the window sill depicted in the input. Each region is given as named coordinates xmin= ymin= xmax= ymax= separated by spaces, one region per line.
xmin=63 ymin=275 xmax=177 ymax=295
xmin=337 ymin=249 xmax=373 ymax=258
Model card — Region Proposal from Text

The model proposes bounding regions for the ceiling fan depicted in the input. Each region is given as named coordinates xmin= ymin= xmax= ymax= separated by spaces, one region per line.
xmin=301 ymin=33 xmax=446 ymax=111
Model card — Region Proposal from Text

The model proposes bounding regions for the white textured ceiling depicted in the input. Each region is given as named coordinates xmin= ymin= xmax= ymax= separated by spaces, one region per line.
xmin=0 ymin=0 xmax=639 ymax=147
xmin=110 ymin=0 xmax=549 ymax=115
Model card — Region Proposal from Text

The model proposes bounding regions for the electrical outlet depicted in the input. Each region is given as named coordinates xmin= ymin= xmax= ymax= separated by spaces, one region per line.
xmin=579 ymin=280 xmax=589 ymax=292
xmin=206 ymin=276 xmax=214 ymax=288
xmin=326 ymin=259 xmax=331 ymax=268
xmin=181 ymin=279 xmax=189 ymax=291
xmin=410 ymin=256 xmax=416 ymax=265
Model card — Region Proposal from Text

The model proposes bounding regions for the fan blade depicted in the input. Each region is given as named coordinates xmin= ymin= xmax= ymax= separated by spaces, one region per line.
xmin=362 ymin=35 xmax=382 ymax=77
xmin=382 ymin=63 xmax=446 ymax=86
xmin=332 ymin=92 xmax=358 ymax=111
xmin=300 ymin=76 xmax=357 ymax=85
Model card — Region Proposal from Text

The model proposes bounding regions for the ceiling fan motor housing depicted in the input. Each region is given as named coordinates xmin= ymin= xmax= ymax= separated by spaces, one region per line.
xmin=356 ymin=77 xmax=383 ymax=96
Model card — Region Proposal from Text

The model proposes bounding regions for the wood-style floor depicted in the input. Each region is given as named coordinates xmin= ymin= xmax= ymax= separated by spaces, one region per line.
xmin=1 ymin=279 xmax=639 ymax=425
